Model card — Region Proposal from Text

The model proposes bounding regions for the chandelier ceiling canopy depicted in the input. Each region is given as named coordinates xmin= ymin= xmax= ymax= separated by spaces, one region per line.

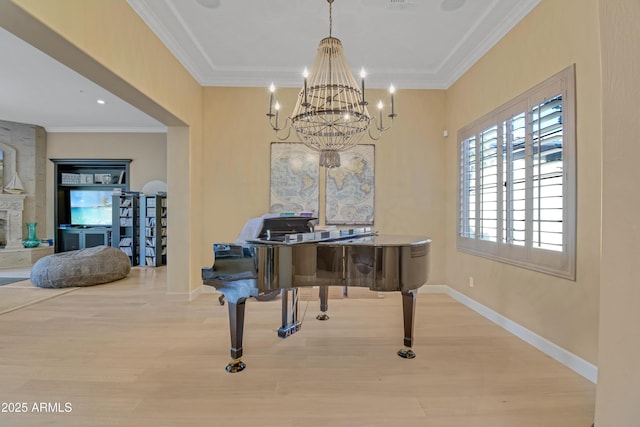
xmin=267 ymin=0 xmax=397 ymax=168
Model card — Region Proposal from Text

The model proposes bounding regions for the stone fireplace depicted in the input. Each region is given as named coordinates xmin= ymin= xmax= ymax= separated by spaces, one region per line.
xmin=0 ymin=120 xmax=53 ymax=268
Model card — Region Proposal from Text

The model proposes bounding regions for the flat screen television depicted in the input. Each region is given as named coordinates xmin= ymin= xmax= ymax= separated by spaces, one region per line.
xmin=70 ymin=190 xmax=113 ymax=226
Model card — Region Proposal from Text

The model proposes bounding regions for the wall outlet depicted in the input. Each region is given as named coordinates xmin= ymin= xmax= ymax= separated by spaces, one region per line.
xmin=469 ymin=276 xmax=474 ymax=288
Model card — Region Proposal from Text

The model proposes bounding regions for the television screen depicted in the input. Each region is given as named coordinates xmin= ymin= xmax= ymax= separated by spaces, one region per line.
xmin=70 ymin=190 xmax=113 ymax=226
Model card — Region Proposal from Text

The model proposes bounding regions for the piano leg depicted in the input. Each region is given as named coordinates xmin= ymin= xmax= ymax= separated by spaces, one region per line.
xmin=226 ymin=297 xmax=247 ymax=373
xmin=397 ymin=290 xmax=417 ymax=359
xmin=316 ymin=285 xmax=330 ymax=320
xmin=278 ymin=289 xmax=302 ymax=338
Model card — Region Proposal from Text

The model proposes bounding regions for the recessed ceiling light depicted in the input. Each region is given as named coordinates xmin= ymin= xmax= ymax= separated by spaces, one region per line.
xmin=196 ymin=0 xmax=220 ymax=9
xmin=97 ymin=99 xmax=106 ymax=105
xmin=441 ymin=0 xmax=466 ymax=12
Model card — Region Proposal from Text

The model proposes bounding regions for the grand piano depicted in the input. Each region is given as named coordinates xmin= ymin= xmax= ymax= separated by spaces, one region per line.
xmin=202 ymin=216 xmax=431 ymax=373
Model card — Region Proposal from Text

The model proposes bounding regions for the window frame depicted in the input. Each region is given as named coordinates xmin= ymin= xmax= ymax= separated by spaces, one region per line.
xmin=457 ymin=65 xmax=576 ymax=280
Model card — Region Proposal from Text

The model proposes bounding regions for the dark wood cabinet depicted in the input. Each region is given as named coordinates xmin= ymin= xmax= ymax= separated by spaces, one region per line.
xmin=50 ymin=159 xmax=131 ymax=252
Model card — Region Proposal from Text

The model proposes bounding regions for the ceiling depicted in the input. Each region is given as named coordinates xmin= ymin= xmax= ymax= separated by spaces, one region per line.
xmin=0 ymin=0 xmax=540 ymax=132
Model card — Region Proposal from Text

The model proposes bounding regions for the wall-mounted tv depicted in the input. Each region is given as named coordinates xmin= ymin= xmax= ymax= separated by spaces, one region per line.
xmin=70 ymin=190 xmax=113 ymax=226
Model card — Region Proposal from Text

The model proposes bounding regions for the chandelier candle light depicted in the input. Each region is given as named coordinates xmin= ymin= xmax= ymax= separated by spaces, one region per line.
xmin=267 ymin=0 xmax=397 ymax=168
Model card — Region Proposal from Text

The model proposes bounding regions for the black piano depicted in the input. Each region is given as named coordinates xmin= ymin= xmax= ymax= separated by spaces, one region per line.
xmin=202 ymin=216 xmax=431 ymax=373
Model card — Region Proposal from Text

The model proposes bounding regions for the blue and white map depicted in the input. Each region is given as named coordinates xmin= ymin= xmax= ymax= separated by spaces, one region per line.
xmin=326 ymin=144 xmax=375 ymax=225
xmin=270 ymin=142 xmax=319 ymax=215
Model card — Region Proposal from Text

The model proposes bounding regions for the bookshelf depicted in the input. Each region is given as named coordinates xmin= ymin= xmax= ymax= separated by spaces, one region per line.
xmin=139 ymin=194 xmax=167 ymax=267
xmin=111 ymin=193 xmax=140 ymax=266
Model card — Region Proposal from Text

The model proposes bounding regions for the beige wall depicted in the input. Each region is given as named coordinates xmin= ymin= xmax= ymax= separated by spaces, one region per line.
xmin=444 ymin=0 xmax=602 ymax=364
xmin=595 ymin=0 xmax=640 ymax=425
xmin=45 ymin=132 xmax=167 ymax=239
xmin=201 ymin=87 xmax=447 ymax=284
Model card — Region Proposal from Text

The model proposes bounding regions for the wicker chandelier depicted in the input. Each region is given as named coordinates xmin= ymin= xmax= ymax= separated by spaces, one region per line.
xmin=267 ymin=0 xmax=397 ymax=168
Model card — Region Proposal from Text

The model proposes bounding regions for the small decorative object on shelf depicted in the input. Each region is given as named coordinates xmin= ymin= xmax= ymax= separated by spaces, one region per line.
xmin=5 ymin=172 xmax=26 ymax=194
xmin=22 ymin=222 xmax=40 ymax=248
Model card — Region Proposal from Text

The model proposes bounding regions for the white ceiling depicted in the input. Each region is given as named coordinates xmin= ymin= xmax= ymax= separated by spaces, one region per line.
xmin=0 ymin=0 xmax=540 ymax=132
xmin=0 ymin=26 xmax=166 ymax=133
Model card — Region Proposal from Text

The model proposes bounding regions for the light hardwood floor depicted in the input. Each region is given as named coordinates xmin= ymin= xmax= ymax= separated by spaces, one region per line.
xmin=0 ymin=266 xmax=595 ymax=426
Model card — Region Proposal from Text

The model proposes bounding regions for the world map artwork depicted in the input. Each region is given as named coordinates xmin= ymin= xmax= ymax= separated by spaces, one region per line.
xmin=326 ymin=144 xmax=375 ymax=225
xmin=269 ymin=143 xmax=319 ymax=215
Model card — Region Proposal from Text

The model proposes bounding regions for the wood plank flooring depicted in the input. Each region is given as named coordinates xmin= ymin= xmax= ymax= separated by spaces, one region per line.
xmin=0 ymin=267 xmax=595 ymax=426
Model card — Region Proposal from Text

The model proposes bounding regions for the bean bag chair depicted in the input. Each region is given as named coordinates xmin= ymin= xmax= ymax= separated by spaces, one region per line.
xmin=31 ymin=245 xmax=131 ymax=288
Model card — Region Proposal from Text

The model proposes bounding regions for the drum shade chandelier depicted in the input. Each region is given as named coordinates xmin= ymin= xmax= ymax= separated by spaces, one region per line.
xmin=267 ymin=0 xmax=397 ymax=168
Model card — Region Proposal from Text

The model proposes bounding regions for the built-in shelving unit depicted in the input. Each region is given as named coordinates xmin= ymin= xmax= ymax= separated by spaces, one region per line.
xmin=112 ymin=193 xmax=140 ymax=266
xmin=51 ymin=159 xmax=131 ymax=253
xmin=139 ymin=194 xmax=167 ymax=267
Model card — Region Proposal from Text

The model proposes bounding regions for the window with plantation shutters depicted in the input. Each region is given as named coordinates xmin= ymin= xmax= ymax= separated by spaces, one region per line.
xmin=457 ymin=65 xmax=576 ymax=279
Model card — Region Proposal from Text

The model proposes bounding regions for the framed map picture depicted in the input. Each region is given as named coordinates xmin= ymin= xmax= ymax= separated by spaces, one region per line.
xmin=270 ymin=142 xmax=319 ymax=215
xmin=326 ymin=144 xmax=375 ymax=225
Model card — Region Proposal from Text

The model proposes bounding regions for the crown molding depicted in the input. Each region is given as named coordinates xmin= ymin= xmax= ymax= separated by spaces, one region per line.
xmin=127 ymin=0 xmax=210 ymax=84
xmin=45 ymin=126 xmax=167 ymax=133
xmin=442 ymin=0 xmax=542 ymax=88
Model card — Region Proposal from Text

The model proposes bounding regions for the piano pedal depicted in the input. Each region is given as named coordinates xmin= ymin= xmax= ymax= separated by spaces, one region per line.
xmin=277 ymin=321 xmax=302 ymax=338
xmin=225 ymin=358 xmax=246 ymax=373
xmin=316 ymin=312 xmax=330 ymax=321
xmin=397 ymin=347 xmax=416 ymax=359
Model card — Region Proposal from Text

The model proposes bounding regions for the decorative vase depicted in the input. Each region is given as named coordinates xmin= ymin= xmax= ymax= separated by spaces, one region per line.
xmin=22 ymin=222 xmax=40 ymax=248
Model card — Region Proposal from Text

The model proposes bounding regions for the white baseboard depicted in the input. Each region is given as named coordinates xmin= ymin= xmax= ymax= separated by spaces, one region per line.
xmin=421 ymin=284 xmax=598 ymax=384
xmin=166 ymin=285 xmax=207 ymax=301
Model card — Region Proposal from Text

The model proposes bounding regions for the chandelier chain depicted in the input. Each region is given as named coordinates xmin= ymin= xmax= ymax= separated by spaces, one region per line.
xmin=329 ymin=0 xmax=333 ymax=38
xmin=328 ymin=0 xmax=333 ymax=86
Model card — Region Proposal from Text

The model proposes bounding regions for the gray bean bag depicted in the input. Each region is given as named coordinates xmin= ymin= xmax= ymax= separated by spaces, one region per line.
xmin=31 ymin=245 xmax=131 ymax=288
